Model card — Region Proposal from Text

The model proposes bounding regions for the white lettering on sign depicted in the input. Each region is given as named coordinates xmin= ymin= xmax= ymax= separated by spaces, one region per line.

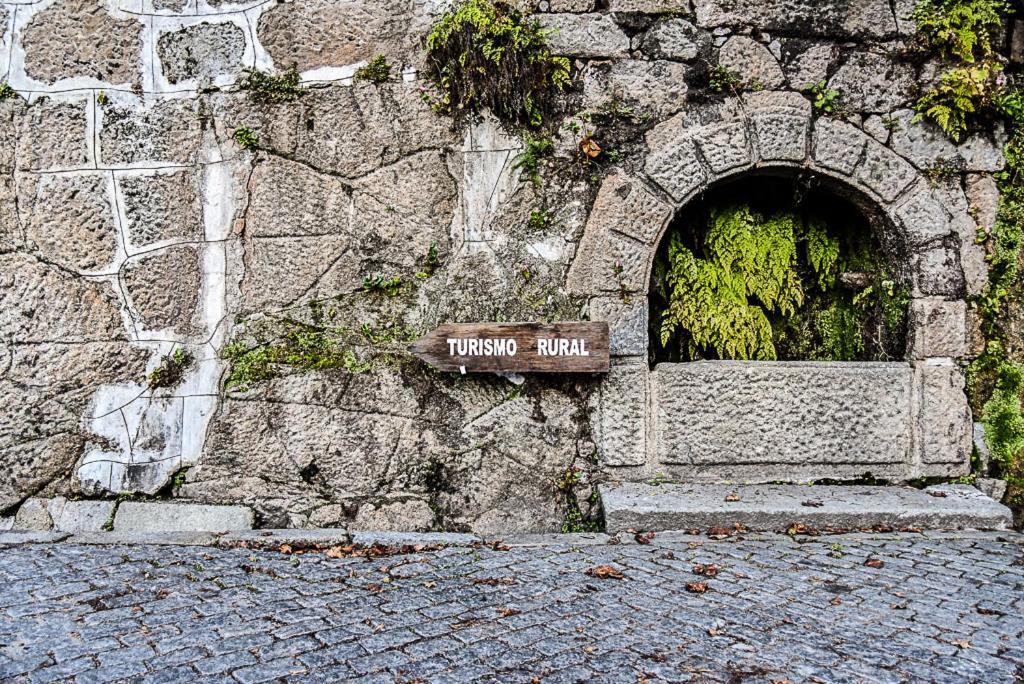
xmin=447 ymin=338 xmax=519 ymax=357
xmin=537 ymin=338 xmax=590 ymax=357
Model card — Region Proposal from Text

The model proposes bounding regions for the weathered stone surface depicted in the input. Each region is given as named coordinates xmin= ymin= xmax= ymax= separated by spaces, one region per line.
xmin=888 ymin=109 xmax=1007 ymax=172
xmin=257 ymin=0 xmax=424 ymax=72
xmin=157 ymin=21 xmax=246 ymax=85
xmin=975 ymin=477 xmax=1008 ymax=502
xmin=352 ymin=499 xmax=435 ymax=532
xmin=784 ymin=43 xmax=836 ymax=89
xmin=645 ymin=118 xmax=709 ymax=201
xmin=589 ymin=296 xmax=649 ymax=356
xmin=595 ymin=360 xmax=647 ymax=467
xmin=22 ymin=0 xmax=142 ymax=86
xmin=828 ymin=51 xmax=914 ymax=113
xmin=894 ymin=185 xmax=953 ymax=246
xmin=99 ymin=98 xmax=204 ymax=166
xmin=14 ymin=98 xmax=91 ymax=171
xmin=1 ymin=253 xmax=125 ymax=343
xmin=908 ymin=298 xmax=968 ymax=359
xmin=53 ymin=500 xmax=115 ymax=532
xmin=718 ymin=36 xmax=785 ymax=89
xmin=20 ymin=173 xmax=118 ymax=273
xmin=652 ymin=362 xmax=930 ymax=481
xmin=13 ymin=498 xmax=55 ymax=531
xmin=114 ymin=502 xmax=254 ymax=532
xmin=693 ymin=121 xmax=752 ymax=173
xmin=913 ymin=239 xmax=965 ymax=297
xmin=351 ymin=531 xmax=481 ymax=547
xmin=538 ymin=14 xmax=631 ymax=58
xmin=118 ymin=169 xmax=204 ymax=248
xmin=582 ymin=170 xmax=672 ymax=246
xmin=122 ymin=245 xmax=203 ymax=335
xmin=855 ymin=138 xmax=917 ymax=202
xmin=600 ymin=483 xmax=1013 ymax=532
xmin=641 ymin=17 xmax=707 ymax=61
xmin=582 ymin=59 xmax=689 ymax=117
xmin=917 ymin=361 xmax=972 ymax=470
xmin=812 ymin=117 xmax=869 ymax=176
xmin=965 ymin=173 xmax=1000 ymax=231
xmin=694 ymin=0 xmax=897 ymax=38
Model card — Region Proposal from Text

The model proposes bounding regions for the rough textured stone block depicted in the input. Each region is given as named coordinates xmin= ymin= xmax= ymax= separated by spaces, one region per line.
xmin=589 ymin=296 xmax=649 ymax=357
xmin=99 ymin=98 xmax=204 ymax=166
xmin=351 ymin=531 xmax=481 ymax=547
xmin=157 ymin=21 xmax=246 ymax=85
xmin=652 ymin=362 xmax=919 ymax=480
xmin=812 ymin=118 xmax=868 ymax=176
xmin=908 ymin=298 xmax=968 ymax=359
xmin=644 ymin=124 xmax=708 ymax=201
xmin=538 ymin=14 xmax=630 ymax=58
xmin=641 ymin=17 xmax=706 ymax=61
xmin=917 ymin=361 xmax=972 ymax=469
xmin=352 ymin=499 xmax=435 ymax=532
xmin=694 ymin=0 xmax=898 ymax=39
xmin=583 ymin=171 xmax=673 ymax=246
xmin=828 ymin=52 xmax=914 ymax=113
xmin=15 ymin=99 xmax=91 ymax=171
xmin=600 ymin=483 xmax=1012 ymax=533
xmin=855 ymin=138 xmax=917 ymax=202
xmin=54 ymin=500 xmax=116 ymax=532
xmin=113 ymin=502 xmax=254 ymax=532
xmin=596 ymin=360 xmax=648 ymax=467
xmin=692 ymin=122 xmax=751 ymax=173
xmin=895 ymin=186 xmax=953 ymax=246
xmin=718 ymin=36 xmax=784 ymax=89
xmin=582 ymin=59 xmax=690 ymax=118
xmin=14 ymin=498 xmax=55 ymax=531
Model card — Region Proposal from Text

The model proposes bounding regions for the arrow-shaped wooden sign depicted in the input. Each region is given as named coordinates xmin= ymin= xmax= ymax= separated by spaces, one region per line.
xmin=409 ymin=322 xmax=610 ymax=374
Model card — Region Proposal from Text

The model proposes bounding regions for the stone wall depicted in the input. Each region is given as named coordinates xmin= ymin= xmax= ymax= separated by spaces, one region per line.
xmin=0 ymin=0 xmax=1007 ymax=531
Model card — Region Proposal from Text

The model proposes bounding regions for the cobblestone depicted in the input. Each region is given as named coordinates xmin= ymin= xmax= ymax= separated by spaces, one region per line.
xmin=0 ymin=533 xmax=1022 ymax=682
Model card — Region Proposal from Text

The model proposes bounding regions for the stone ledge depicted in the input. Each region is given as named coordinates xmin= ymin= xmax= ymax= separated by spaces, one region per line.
xmin=351 ymin=531 xmax=482 ymax=547
xmin=220 ymin=529 xmax=352 ymax=547
xmin=0 ymin=531 xmax=70 ymax=545
xmin=113 ymin=502 xmax=255 ymax=533
xmin=600 ymin=483 xmax=1014 ymax=533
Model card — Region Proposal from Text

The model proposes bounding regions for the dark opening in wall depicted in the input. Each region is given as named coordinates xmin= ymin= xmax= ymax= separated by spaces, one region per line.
xmin=648 ymin=170 xmax=910 ymax=365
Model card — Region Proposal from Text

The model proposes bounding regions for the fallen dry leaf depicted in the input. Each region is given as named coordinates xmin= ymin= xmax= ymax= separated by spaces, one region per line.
xmin=685 ymin=582 xmax=709 ymax=594
xmin=952 ymin=639 xmax=972 ymax=649
xmin=801 ymin=500 xmax=824 ymax=508
xmin=692 ymin=564 xmax=720 ymax=578
xmin=725 ymin=493 xmax=742 ymax=502
xmin=586 ymin=565 xmax=625 ymax=580
xmin=830 ymin=597 xmax=843 ymax=606
xmin=635 ymin=531 xmax=656 ymax=545
xmin=864 ymin=558 xmax=885 ymax=569
xmin=707 ymin=627 xmax=725 ymax=636
xmin=706 ymin=527 xmax=733 ymax=540
xmin=927 ymin=490 xmax=948 ymax=498
xmin=472 ymin=576 xmax=517 ymax=586
xmin=580 ymin=137 xmax=602 ymax=158
xmin=977 ymin=606 xmax=1003 ymax=616
xmin=422 ymin=580 xmax=437 ymax=588
xmin=497 ymin=607 xmax=521 ymax=617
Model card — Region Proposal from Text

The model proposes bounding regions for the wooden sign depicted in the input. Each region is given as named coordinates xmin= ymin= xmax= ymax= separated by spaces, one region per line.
xmin=409 ymin=322 xmax=610 ymax=374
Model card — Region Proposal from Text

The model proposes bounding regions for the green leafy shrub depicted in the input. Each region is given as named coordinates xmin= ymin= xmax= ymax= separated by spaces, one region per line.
xmin=424 ymin=0 xmax=571 ymax=130
xmin=354 ymin=55 xmax=393 ymax=83
xmin=240 ymin=67 xmax=303 ymax=104
xmin=915 ymin=64 xmax=997 ymax=141
xmin=914 ymin=0 xmax=1008 ymax=62
xmin=708 ymin=65 xmax=743 ymax=93
xmin=983 ymin=361 xmax=1024 ymax=467
xmin=513 ymin=133 xmax=554 ymax=184
xmin=653 ymin=202 xmax=906 ymax=362
xmin=232 ymin=126 xmax=259 ymax=150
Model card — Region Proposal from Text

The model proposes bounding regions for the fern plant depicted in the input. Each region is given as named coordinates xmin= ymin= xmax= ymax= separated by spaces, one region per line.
xmin=914 ymin=64 xmax=998 ymax=140
xmin=914 ymin=0 xmax=1008 ymax=62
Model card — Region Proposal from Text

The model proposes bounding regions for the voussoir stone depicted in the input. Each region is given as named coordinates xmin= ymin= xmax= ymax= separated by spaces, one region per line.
xmin=22 ymin=0 xmax=142 ymax=86
xmin=113 ymin=501 xmax=254 ymax=532
xmin=157 ymin=21 xmax=247 ymax=85
xmin=812 ymin=117 xmax=869 ymax=176
xmin=645 ymin=117 xmax=709 ymax=201
xmin=855 ymin=138 xmax=918 ymax=203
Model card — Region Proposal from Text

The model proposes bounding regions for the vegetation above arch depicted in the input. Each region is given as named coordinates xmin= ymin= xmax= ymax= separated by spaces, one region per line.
xmin=423 ymin=0 xmax=571 ymax=132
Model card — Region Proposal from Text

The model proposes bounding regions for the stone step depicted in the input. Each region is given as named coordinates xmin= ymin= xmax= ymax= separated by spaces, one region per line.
xmin=600 ymin=483 xmax=1014 ymax=534
xmin=113 ymin=502 xmax=254 ymax=533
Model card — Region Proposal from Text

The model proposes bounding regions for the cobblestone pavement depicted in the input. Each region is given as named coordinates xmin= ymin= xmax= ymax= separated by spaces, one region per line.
xmin=1 ymin=532 xmax=1023 ymax=683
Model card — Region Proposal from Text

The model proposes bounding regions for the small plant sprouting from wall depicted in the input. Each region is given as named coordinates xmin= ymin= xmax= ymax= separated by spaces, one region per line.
xmin=354 ymin=55 xmax=393 ymax=83
xmin=147 ymin=348 xmax=193 ymax=390
xmin=803 ymin=82 xmax=843 ymax=116
xmin=240 ymin=66 xmax=304 ymax=104
xmin=362 ymin=274 xmax=406 ymax=297
xmin=651 ymin=179 xmax=908 ymax=363
xmin=0 ymin=83 xmax=17 ymax=100
xmin=232 ymin=126 xmax=259 ymax=151
xmin=423 ymin=0 xmax=571 ymax=131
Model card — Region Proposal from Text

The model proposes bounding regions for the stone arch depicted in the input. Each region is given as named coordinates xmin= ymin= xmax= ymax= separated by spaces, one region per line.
xmin=575 ymin=92 xmax=977 ymax=482
xmin=568 ymin=90 xmax=979 ymax=361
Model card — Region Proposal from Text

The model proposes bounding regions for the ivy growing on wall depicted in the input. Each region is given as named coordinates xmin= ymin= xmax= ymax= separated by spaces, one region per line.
xmin=423 ymin=0 xmax=571 ymax=131
xmin=914 ymin=0 xmax=1024 ymax=505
